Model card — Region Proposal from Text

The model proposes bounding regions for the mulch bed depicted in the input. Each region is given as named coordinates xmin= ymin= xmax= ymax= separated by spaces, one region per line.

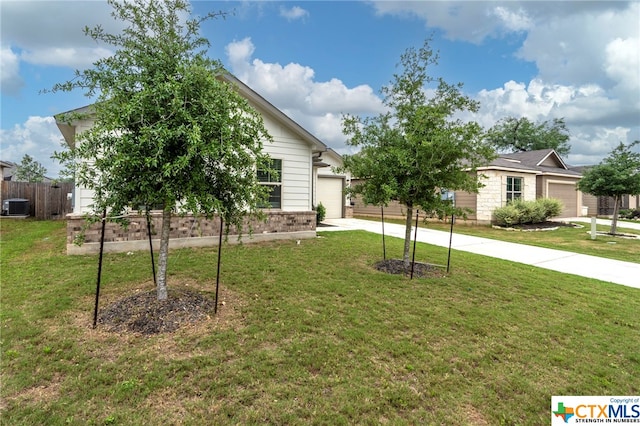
xmin=375 ymin=259 xmax=445 ymax=278
xmin=98 ymin=288 xmax=216 ymax=335
xmin=494 ymin=221 xmax=579 ymax=231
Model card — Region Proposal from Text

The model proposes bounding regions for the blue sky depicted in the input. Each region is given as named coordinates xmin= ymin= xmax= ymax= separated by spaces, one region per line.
xmin=1 ymin=1 xmax=639 ymax=177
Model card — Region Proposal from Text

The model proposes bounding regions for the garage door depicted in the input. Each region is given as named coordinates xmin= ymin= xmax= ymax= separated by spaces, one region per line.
xmin=317 ymin=177 xmax=343 ymax=219
xmin=548 ymin=183 xmax=577 ymax=217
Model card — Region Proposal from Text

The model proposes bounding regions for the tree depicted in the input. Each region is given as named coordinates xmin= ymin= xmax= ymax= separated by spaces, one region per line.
xmin=577 ymin=141 xmax=640 ymax=235
xmin=15 ymin=154 xmax=47 ymax=182
xmin=341 ymin=40 xmax=495 ymax=270
xmin=486 ymin=117 xmax=571 ymax=156
xmin=52 ymin=0 xmax=273 ymax=300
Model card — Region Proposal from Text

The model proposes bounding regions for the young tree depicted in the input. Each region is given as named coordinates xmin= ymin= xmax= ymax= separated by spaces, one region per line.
xmin=486 ymin=117 xmax=571 ymax=156
xmin=15 ymin=154 xmax=47 ymax=182
xmin=342 ymin=40 xmax=495 ymax=270
xmin=577 ymin=141 xmax=640 ymax=235
xmin=52 ymin=0 xmax=273 ymax=300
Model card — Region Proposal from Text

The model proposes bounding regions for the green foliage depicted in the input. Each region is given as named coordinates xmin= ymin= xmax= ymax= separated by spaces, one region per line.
xmin=578 ymin=141 xmax=640 ymax=234
xmin=538 ymin=197 xmax=563 ymax=218
xmin=486 ymin=117 xmax=571 ymax=156
xmin=50 ymin=0 xmax=274 ymax=298
xmin=619 ymin=208 xmax=640 ymax=219
xmin=341 ymin=38 xmax=495 ymax=265
xmin=315 ymin=202 xmax=326 ymax=223
xmin=493 ymin=198 xmax=564 ymax=226
xmin=578 ymin=141 xmax=640 ymax=198
xmin=492 ymin=203 xmax=521 ymax=227
xmin=15 ymin=154 xmax=47 ymax=182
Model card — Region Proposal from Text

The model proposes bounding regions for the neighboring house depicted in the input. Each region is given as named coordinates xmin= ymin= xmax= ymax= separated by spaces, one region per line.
xmin=55 ymin=73 xmax=347 ymax=254
xmin=352 ymin=149 xmax=586 ymax=223
xmin=456 ymin=149 xmax=584 ymax=222
xmin=0 ymin=160 xmax=17 ymax=181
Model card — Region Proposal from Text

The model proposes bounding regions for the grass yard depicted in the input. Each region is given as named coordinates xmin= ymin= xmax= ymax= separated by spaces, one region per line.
xmin=1 ymin=219 xmax=639 ymax=425
xmin=355 ymin=216 xmax=640 ymax=264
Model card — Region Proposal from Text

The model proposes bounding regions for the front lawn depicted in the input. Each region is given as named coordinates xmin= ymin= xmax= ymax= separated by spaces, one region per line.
xmin=355 ymin=216 xmax=640 ymax=264
xmin=1 ymin=219 xmax=638 ymax=425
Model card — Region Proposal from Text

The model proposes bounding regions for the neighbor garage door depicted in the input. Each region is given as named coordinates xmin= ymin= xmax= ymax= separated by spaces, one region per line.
xmin=548 ymin=183 xmax=577 ymax=217
xmin=317 ymin=177 xmax=343 ymax=219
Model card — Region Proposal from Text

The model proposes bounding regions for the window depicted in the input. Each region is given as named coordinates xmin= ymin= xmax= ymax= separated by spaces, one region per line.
xmin=506 ymin=176 xmax=523 ymax=203
xmin=258 ymin=159 xmax=282 ymax=208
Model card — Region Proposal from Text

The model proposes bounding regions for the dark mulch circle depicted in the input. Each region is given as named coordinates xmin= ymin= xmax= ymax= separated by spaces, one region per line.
xmin=98 ymin=288 xmax=216 ymax=335
xmin=375 ymin=259 xmax=445 ymax=278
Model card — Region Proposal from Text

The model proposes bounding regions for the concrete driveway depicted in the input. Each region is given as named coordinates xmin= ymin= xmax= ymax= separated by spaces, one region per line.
xmin=320 ymin=218 xmax=640 ymax=290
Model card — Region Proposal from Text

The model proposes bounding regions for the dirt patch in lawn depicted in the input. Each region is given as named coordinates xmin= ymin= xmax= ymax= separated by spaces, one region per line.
xmin=375 ymin=259 xmax=445 ymax=278
xmin=97 ymin=284 xmax=237 ymax=335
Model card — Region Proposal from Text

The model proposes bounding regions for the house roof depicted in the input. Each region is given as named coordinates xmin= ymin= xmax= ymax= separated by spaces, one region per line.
xmin=55 ymin=73 xmax=328 ymax=154
xmin=479 ymin=149 xmax=581 ymax=178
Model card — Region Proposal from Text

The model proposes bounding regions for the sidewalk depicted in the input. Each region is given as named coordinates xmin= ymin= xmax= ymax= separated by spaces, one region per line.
xmin=320 ymin=218 xmax=640 ymax=290
xmin=555 ymin=217 xmax=640 ymax=231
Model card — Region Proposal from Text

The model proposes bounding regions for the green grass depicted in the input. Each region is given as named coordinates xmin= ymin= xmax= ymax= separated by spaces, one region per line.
xmin=355 ymin=216 xmax=640 ymax=264
xmin=1 ymin=219 xmax=639 ymax=425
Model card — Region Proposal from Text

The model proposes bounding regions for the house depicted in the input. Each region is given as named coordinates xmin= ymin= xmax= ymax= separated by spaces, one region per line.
xmin=352 ymin=149 xmax=586 ymax=223
xmin=56 ymin=73 xmax=348 ymax=254
xmin=456 ymin=149 xmax=584 ymax=222
xmin=0 ymin=160 xmax=17 ymax=181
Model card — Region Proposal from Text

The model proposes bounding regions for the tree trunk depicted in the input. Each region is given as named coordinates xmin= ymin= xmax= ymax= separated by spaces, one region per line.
xmin=610 ymin=195 xmax=621 ymax=235
xmin=156 ymin=205 xmax=171 ymax=300
xmin=403 ymin=204 xmax=413 ymax=271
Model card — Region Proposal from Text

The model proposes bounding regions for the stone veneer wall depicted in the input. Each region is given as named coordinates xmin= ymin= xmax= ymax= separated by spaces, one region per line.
xmin=66 ymin=211 xmax=316 ymax=255
xmin=475 ymin=171 xmax=537 ymax=222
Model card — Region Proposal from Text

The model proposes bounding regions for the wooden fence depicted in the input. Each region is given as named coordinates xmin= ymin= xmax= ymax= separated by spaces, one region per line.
xmin=1 ymin=181 xmax=74 ymax=220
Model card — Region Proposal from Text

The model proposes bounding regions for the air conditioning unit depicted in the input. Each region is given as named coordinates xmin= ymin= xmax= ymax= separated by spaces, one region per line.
xmin=1 ymin=198 xmax=30 ymax=216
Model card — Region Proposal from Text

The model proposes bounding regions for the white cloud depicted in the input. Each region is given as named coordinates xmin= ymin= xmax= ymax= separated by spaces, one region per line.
xmin=492 ymin=6 xmax=532 ymax=32
xmin=0 ymin=47 xmax=24 ymax=96
xmin=224 ymin=38 xmax=385 ymax=149
xmin=279 ymin=6 xmax=309 ymax=21
xmin=604 ymin=36 xmax=640 ymax=95
xmin=0 ymin=116 xmax=65 ymax=177
xmin=21 ymin=47 xmax=113 ymax=69
xmin=369 ymin=1 xmax=640 ymax=163
xmin=475 ymin=78 xmax=638 ymax=165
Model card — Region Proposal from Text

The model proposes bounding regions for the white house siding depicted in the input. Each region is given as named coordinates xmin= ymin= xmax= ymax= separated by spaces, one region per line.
xmin=260 ymin=112 xmax=312 ymax=212
xmin=474 ymin=170 xmax=537 ymax=222
xmin=72 ymin=119 xmax=97 ymax=214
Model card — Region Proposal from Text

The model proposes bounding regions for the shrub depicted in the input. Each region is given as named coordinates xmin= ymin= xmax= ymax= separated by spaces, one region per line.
xmin=492 ymin=198 xmax=564 ymax=226
xmin=315 ymin=202 xmax=326 ymax=223
xmin=511 ymin=199 xmax=545 ymax=224
xmin=620 ymin=208 xmax=640 ymax=219
xmin=539 ymin=198 xmax=563 ymax=218
xmin=493 ymin=204 xmax=522 ymax=227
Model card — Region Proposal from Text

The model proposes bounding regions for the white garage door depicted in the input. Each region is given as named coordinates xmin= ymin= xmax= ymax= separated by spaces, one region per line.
xmin=549 ymin=183 xmax=577 ymax=217
xmin=317 ymin=177 xmax=343 ymax=219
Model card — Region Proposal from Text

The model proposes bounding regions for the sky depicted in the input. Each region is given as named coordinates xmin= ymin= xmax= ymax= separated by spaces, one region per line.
xmin=1 ymin=0 xmax=639 ymax=178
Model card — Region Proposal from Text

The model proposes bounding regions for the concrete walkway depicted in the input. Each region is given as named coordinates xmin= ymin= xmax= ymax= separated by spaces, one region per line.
xmin=320 ymin=218 xmax=640 ymax=290
xmin=554 ymin=217 xmax=640 ymax=231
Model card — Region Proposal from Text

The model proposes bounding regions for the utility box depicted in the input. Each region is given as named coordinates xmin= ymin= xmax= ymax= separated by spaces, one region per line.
xmin=1 ymin=198 xmax=30 ymax=216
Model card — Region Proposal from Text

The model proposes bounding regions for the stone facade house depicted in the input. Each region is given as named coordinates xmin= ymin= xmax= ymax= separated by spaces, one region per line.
xmin=455 ymin=149 xmax=584 ymax=223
